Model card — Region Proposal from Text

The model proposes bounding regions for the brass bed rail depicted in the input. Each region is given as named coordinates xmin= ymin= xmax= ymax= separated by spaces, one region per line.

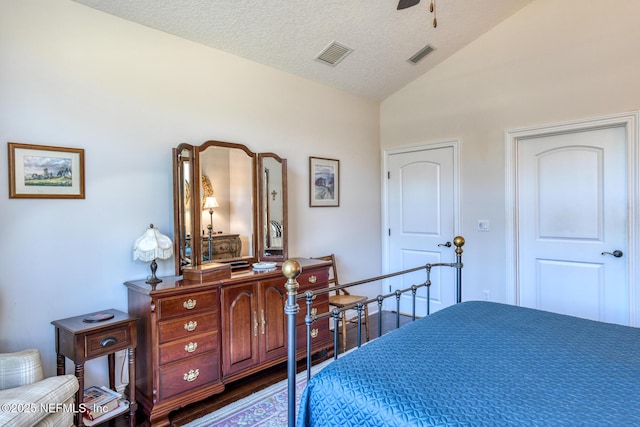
xmin=282 ymin=236 xmax=465 ymax=427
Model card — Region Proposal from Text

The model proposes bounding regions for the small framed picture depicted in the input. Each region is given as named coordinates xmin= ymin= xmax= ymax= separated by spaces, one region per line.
xmin=8 ymin=142 xmax=85 ymax=199
xmin=309 ymin=156 xmax=339 ymax=207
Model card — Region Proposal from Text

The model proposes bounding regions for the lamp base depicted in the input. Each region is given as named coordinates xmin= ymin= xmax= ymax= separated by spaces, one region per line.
xmin=146 ymin=259 xmax=163 ymax=289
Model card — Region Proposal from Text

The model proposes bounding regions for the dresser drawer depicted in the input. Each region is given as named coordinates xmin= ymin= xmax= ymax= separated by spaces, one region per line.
xmin=297 ymin=296 xmax=329 ymax=327
xmin=296 ymin=319 xmax=330 ymax=348
xmin=297 ymin=269 xmax=329 ymax=290
xmin=158 ymin=332 xmax=218 ymax=365
xmin=157 ymin=289 xmax=218 ymax=320
xmin=158 ymin=311 xmax=218 ymax=344
xmin=158 ymin=353 xmax=220 ymax=401
xmin=85 ymin=325 xmax=133 ymax=358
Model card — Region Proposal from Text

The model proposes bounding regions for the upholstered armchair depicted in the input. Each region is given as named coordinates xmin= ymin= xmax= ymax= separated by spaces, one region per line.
xmin=0 ymin=349 xmax=79 ymax=427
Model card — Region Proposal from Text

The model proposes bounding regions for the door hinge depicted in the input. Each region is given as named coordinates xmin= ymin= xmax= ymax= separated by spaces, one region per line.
xmin=387 ymin=171 xmax=390 ymax=179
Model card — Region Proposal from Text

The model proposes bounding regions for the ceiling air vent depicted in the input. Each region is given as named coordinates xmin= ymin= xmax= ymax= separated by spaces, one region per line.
xmin=315 ymin=41 xmax=353 ymax=67
xmin=407 ymin=44 xmax=436 ymax=65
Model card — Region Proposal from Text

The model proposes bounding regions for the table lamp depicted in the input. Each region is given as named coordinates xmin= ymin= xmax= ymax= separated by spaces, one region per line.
xmin=203 ymin=196 xmax=219 ymax=231
xmin=133 ymin=224 xmax=173 ymax=289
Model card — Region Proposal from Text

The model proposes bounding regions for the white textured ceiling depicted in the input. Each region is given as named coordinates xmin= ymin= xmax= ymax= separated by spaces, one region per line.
xmin=72 ymin=0 xmax=533 ymax=101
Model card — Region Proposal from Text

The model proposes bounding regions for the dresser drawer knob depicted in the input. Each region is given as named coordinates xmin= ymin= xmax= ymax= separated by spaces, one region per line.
xmin=184 ymin=321 xmax=198 ymax=332
xmin=310 ymin=328 xmax=319 ymax=338
xmin=311 ymin=308 xmax=317 ymax=316
xmin=183 ymin=369 xmax=200 ymax=382
xmin=309 ymin=275 xmax=317 ymax=284
xmin=183 ymin=299 xmax=197 ymax=310
xmin=184 ymin=342 xmax=198 ymax=353
xmin=100 ymin=337 xmax=117 ymax=347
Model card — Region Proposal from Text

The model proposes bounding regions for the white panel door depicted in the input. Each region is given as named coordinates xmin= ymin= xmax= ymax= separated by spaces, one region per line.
xmin=386 ymin=146 xmax=455 ymax=316
xmin=518 ymin=126 xmax=628 ymax=324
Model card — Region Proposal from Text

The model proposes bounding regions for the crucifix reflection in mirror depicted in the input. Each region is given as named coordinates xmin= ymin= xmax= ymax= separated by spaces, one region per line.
xmin=261 ymin=155 xmax=285 ymax=259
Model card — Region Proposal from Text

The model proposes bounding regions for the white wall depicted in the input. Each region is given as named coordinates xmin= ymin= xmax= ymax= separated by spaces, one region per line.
xmin=0 ymin=0 xmax=380 ymax=384
xmin=381 ymin=0 xmax=640 ymax=304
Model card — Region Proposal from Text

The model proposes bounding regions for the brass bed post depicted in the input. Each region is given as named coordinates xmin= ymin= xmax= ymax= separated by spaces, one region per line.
xmin=282 ymin=259 xmax=301 ymax=427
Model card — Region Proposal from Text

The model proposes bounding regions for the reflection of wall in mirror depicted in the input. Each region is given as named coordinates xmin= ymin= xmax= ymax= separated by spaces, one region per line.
xmin=181 ymin=158 xmax=193 ymax=262
xmin=200 ymin=150 xmax=230 ymax=234
xmin=230 ymin=149 xmax=253 ymax=256
xmin=266 ymin=161 xmax=283 ymax=223
xmin=183 ymin=170 xmax=192 ymax=227
xmin=183 ymin=178 xmax=192 ymax=259
xmin=200 ymin=147 xmax=254 ymax=258
xmin=264 ymin=159 xmax=283 ymax=250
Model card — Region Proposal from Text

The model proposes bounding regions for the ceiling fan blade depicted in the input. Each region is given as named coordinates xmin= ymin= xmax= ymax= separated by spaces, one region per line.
xmin=397 ymin=0 xmax=420 ymax=10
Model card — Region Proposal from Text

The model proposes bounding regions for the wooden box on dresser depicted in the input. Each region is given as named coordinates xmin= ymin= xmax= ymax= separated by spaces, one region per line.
xmin=125 ymin=258 xmax=332 ymax=427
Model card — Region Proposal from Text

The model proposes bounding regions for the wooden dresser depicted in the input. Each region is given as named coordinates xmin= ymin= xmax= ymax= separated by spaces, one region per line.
xmin=125 ymin=258 xmax=331 ymax=427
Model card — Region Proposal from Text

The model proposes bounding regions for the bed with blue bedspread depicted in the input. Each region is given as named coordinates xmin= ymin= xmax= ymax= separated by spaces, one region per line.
xmin=297 ymin=301 xmax=640 ymax=426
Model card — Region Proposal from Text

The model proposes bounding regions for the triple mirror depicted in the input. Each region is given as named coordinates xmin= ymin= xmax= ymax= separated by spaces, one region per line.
xmin=173 ymin=140 xmax=288 ymax=275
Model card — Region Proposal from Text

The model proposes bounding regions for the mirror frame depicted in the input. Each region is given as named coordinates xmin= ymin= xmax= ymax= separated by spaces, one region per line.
xmin=258 ymin=153 xmax=288 ymax=262
xmin=172 ymin=143 xmax=197 ymax=275
xmin=173 ymin=140 xmax=287 ymax=275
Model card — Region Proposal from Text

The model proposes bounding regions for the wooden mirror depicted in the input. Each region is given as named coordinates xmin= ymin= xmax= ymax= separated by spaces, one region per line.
xmin=173 ymin=143 xmax=195 ymax=273
xmin=259 ymin=153 xmax=288 ymax=262
xmin=173 ymin=140 xmax=287 ymax=275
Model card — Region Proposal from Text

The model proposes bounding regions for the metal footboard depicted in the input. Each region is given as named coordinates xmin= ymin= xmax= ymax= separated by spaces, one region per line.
xmin=282 ymin=236 xmax=465 ymax=427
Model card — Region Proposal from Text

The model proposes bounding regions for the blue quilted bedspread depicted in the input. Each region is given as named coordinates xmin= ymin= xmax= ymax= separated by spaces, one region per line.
xmin=297 ymin=301 xmax=640 ymax=426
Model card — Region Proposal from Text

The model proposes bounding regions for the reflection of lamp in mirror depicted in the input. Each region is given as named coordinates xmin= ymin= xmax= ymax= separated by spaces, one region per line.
xmin=203 ymin=196 xmax=219 ymax=231
xmin=203 ymin=197 xmax=219 ymax=261
xmin=133 ymin=224 xmax=173 ymax=289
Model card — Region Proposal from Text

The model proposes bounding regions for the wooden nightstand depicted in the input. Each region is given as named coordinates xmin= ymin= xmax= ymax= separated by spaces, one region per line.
xmin=52 ymin=309 xmax=138 ymax=427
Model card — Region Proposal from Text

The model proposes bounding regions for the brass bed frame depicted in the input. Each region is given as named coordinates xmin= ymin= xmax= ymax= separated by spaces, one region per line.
xmin=281 ymin=236 xmax=465 ymax=426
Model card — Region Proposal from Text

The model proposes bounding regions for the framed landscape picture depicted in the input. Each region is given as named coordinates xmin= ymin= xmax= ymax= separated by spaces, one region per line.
xmin=8 ymin=142 xmax=85 ymax=199
xmin=309 ymin=156 xmax=339 ymax=207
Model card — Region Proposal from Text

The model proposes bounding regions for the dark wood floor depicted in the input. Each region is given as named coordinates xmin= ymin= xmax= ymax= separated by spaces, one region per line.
xmin=116 ymin=311 xmax=410 ymax=427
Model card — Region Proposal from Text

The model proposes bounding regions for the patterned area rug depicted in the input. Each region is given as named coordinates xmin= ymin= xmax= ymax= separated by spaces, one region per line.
xmin=184 ymin=358 xmax=334 ymax=427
